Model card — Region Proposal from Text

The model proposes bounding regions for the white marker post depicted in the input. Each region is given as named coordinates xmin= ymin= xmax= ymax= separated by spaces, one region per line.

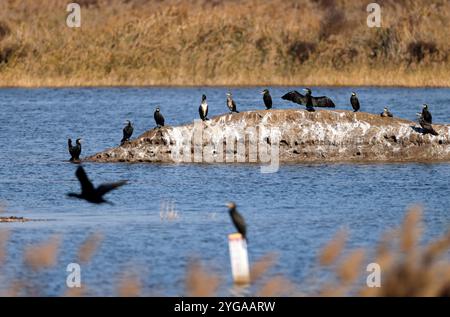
xmin=228 ymin=233 xmax=250 ymax=285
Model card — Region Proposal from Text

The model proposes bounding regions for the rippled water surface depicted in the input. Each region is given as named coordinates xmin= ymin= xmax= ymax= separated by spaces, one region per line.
xmin=0 ymin=87 xmax=449 ymax=295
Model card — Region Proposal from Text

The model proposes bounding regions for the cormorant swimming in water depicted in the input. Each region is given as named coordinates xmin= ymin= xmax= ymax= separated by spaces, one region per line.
xmin=380 ymin=107 xmax=393 ymax=118
xmin=227 ymin=202 xmax=247 ymax=241
xmin=417 ymin=105 xmax=438 ymax=135
xmin=68 ymin=138 xmax=82 ymax=161
xmin=226 ymin=92 xmax=239 ymax=113
xmin=154 ymin=107 xmax=165 ymax=127
xmin=121 ymin=120 xmax=133 ymax=145
xmin=281 ymin=90 xmax=335 ymax=108
xmin=350 ymin=92 xmax=360 ymax=112
xmin=262 ymin=89 xmax=272 ymax=110
xmin=303 ymin=88 xmax=316 ymax=112
xmin=199 ymin=94 xmax=209 ymax=121
xmin=67 ymin=166 xmax=127 ymax=204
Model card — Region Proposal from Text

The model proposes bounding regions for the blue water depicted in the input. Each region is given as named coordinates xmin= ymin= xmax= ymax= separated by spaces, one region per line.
xmin=0 ymin=87 xmax=449 ymax=296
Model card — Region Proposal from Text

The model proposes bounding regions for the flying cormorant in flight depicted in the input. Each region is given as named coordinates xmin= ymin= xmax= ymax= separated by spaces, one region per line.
xmin=68 ymin=138 xmax=82 ymax=162
xmin=199 ymin=94 xmax=209 ymax=121
xmin=380 ymin=107 xmax=393 ymax=118
xmin=227 ymin=202 xmax=247 ymax=241
xmin=350 ymin=92 xmax=360 ymax=112
xmin=154 ymin=107 xmax=165 ymax=127
xmin=417 ymin=105 xmax=438 ymax=135
xmin=262 ymin=89 xmax=272 ymax=110
xmin=121 ymin=120 xmax=133 ymax=145
xmin=281 ymin=90 xmax=335 ymax=108
xmin=67 ymin=166 xmax=127 ymax=204
xmin=226 ymin=92 xmax=239 ymax=113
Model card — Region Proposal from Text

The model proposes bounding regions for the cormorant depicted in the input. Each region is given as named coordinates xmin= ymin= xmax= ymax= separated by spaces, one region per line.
xmin=421 ymin=104 xmax=432 ymax=124
xmin=226 ymin=92 xmax=239 ymax=113
xmin=68 ymin=138 xmax=82 ymax=161
xmin=121 ymin=120 xmax=133 ymax=145
xmin=199 ymin=94 xmax=209 ymax=121
xmin=281 ymin=90 xmax=335 ymax=108
xmin=419 ymin=118 xmax=439 ymax=136
xmin=154 ymin=107 xmax=165 ymax=127
xmin=417 ymin=105 xmax=438 ymax=135
xmin=227 ymin=202 xmax=247 ymax=241
xmin=67 ymin=166 xmax=127 ymax=204
xmin=303 ymin=88 xmax=316 ymax=112
xmin=262 ymin=89 xmax=272 ymax=110
xmin=380 ymin=107 xmax=393 ymax=118
xmin=350 ymin=92 xmax=360 ymax=112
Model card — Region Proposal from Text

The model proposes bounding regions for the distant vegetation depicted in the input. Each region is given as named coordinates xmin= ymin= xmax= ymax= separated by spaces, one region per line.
xmin=0 ymin=0 xmax=449 ymax=87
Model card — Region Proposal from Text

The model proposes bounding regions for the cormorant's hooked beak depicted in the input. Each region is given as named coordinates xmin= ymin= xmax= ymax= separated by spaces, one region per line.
xmin=261 ymin=90 xmax=266 ymax=94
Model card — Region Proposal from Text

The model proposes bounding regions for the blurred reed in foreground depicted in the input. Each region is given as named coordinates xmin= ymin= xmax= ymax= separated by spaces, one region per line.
xmin=0 ymin=206 xmax=449 ymax=296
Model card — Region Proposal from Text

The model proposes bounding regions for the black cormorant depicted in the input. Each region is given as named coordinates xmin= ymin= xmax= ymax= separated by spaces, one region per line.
xmin=303 ymin=88 xmax=316 ymax=112
xmin=67 ymin=166 xmax=127 ymax=204
xmin=121 ymin=120 xmax=133 ymax=145
xmin=227 ymin=202 xmax=247 ymax=241
xmin=262 ymin=89 xmax=272 ymax=110
xmin=199 ymin=94 xmax=209 ymax=121
xmin=281 ymin=90 xmax=335 ymax=108
xmin=226 ymin=92 xmax=239 ymax=113
xmin=417 ymin=105 xmax=438 ymax=135
xmin=154 ymin=107 xmax=165 ymax=127
xmin=380 ymin=107 xmax=393 ymax=117
xmin=421 ymin=104 xmax=432 ymax=124
xmin=350 ymin=92 xmax=360 ymax=112
xmin=68 ymin=138 xmax=82 ymax=161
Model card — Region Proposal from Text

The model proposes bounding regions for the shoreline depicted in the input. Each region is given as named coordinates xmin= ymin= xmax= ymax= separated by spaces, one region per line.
xmin=1 ymin=83 xmax=450 ymax=89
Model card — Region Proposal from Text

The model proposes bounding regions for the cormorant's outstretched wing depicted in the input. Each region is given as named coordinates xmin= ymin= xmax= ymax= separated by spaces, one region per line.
xmin=75 ymin=166 xmax=95 ymax=194
xmin=282 ymin=91 xmax=335 ymax=108
xmin=96 ymin=180 xmax=128 ymax=197
xmin=312 ymin=96 xmax=335 ymax=108
xmin=281 ymin=91 xmax=306 ymax=105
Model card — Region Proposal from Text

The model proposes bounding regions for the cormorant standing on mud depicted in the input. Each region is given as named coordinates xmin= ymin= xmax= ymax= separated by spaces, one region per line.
xmin=199 ymin=94 xmax=209 ymax=121
xmin=154 ymin=107 xmax=165 ymax=127
xmin=350 ymin=92 xmax=360 ymax=112
xmin=227 ymin=202 xmax=247 ymax=241
xmin=68 ymin=138 xmax=82 ymax=161
xmin=226 ymin=92 xmax=239 ymax=113
xmin=67 ymin=166 xmax=127 ymax=204
xmin=121 ymin=120 xmax=133 ymax=145
xmin=380 ymin=107 xmax=393 ymax=118
xmin=262 ymin=89 xmax=272 ymax=110
xmin=303 ymin=88 xmax=316 ymax=112
xmin=417 ymin=105 xmax=438 ymax=135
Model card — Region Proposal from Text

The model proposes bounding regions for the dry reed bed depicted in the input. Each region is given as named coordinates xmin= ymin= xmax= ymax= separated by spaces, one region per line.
xmin=0 ymin=206 xmax=449 ymax=296
xmin=0 ymin=0 xmax=449 ymax=87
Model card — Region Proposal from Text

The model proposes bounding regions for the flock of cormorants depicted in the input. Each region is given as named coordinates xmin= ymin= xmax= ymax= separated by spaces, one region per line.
xmin=65 ymin=88 xmax=440 ymax=238
xmin=68 ymin=88 xmax=439 ymax=162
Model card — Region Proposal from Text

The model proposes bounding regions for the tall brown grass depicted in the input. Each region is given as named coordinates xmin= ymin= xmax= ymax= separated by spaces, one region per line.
xmin=1 ymin=206 xmax=450 ymax=296
xmin=0 ymin=0 xmax=449 ymax=87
